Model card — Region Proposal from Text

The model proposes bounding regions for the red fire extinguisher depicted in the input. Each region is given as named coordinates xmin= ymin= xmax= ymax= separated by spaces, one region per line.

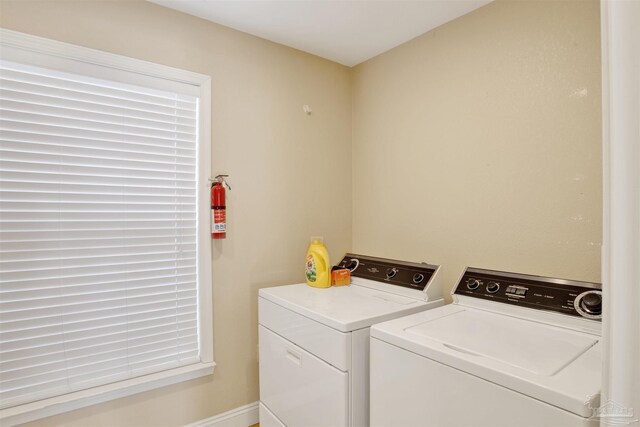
xmin=211 ymin=175 xmax=230 ymax=239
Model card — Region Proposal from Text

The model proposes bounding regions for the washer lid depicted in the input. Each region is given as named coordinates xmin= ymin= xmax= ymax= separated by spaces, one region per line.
xmin=405 ymin=309 xmax=597 ymax=376
xmin=259 ymin=283 xmax=440 ymax=332
xmin=371 ymin=305 xmax=602 ymax=418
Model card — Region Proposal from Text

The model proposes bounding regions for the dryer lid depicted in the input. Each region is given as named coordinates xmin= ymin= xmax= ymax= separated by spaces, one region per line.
xmin=370 ymin=305 xmax=602 ymax=418
xmin=404 ymin=309 xmax=597 ymax=376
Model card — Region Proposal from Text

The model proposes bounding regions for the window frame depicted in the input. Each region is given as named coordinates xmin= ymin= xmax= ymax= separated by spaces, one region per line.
xmin=0 ymin=28 xmax=214 ymax=427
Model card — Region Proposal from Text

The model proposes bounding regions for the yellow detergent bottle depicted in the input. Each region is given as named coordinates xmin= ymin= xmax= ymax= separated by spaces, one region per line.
xmin=305 ymin=237 xmax=331 ymax=288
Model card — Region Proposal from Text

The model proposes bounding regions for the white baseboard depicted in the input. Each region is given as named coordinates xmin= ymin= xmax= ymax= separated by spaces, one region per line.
xmin=185 ymin=402 xmax=259 ymax=427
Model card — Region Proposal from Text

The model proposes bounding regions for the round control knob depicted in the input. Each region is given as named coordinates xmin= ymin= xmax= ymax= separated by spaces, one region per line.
xmin=385 ymin=268 xmax=399 ymax=279
xmin=345 ymin=259 xmax=359 ymax=272
xmin=574 ymin=290 xmax=603 ymax=319
xmin=413 ymin=273 xmax=425 ymax=284
xmin=486 ymin=281 xmax=500 ymax=294
xmin=580 ymin=292 xmax=602 ymax=315
xmin=466 ymin=279 xmax=480 ymax=290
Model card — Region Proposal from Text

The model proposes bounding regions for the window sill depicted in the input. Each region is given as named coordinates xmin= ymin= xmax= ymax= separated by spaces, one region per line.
xmin=0 ymin=362 xmax=215 ymax=427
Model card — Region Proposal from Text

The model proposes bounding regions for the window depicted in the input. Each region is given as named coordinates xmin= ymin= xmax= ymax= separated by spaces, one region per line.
xmin=0 ymin=30 xmax=212 ymax=425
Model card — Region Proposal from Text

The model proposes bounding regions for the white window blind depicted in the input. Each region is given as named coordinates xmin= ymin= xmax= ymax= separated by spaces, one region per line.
xmin=0 ymin=59 xmax=202 ymax=410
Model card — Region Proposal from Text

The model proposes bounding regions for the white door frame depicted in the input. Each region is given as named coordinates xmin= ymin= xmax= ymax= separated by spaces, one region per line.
xmin=600 ymin=1 xmax=640 ymax=426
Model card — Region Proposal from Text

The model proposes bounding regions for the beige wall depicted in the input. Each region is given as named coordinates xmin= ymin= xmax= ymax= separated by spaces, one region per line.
xmin=0 ymin=1 xmax=352 ymax=426
xmin=1 ymin=0 xmax=602 ymax=425
xmin=352 ymin=0 xmax=602 ymax=298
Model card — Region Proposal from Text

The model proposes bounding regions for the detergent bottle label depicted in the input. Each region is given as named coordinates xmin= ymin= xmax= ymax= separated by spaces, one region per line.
xmin=305 ymin=254 xmax=317 ymax=282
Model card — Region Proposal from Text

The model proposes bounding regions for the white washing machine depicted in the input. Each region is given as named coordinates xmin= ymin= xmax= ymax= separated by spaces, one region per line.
xmin=258 ymin=254 xmax=444 ymax=427
xmin=370 ymin=267 xmax=602 ymax=427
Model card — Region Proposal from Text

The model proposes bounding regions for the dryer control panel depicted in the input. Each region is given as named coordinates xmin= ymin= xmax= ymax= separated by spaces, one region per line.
xmin=337 ymin=253 xmax=438 ymax=291
xmin=454 ymin=267 xmax=602 ymax=320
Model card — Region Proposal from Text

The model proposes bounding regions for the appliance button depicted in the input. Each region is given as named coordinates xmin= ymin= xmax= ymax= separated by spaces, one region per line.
xmin=516 ymin=288 xmax=527 ymax=296
xmin=385 ymin=267 xmax=398 ymax=279
xmin=486 ymin=281 xmax=500 ymax=294
xmin=580 ymin=292 xmax=602 ymax=315
xmin=466 ymin=279 xmax=481 ymax=290
xmin=412 ymin=273 xmax=425 ymax=284
xmin=345 ymin=259 xmax=359 ymax=271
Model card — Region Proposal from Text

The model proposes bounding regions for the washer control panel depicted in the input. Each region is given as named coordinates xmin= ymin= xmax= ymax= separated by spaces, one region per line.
xmin=454 ymin=267 xmax=602 ymax=320
xmin=337 ymin=253 xmax=438 ymax=291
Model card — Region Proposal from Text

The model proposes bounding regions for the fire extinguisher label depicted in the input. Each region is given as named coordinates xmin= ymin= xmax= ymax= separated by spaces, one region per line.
xmin=211 ymin=209 xmax=226 ymax=233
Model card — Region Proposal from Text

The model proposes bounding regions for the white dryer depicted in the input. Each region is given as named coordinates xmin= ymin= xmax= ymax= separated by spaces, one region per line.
xmin=370 ymin=267 xmax=602 ymax=427
xmin=258 ymin=254 xmax=443 ymax=427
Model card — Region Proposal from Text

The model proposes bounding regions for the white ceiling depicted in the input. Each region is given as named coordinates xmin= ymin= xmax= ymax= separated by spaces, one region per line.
xmin=148 ymin=0 xmax=493 ymax=67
